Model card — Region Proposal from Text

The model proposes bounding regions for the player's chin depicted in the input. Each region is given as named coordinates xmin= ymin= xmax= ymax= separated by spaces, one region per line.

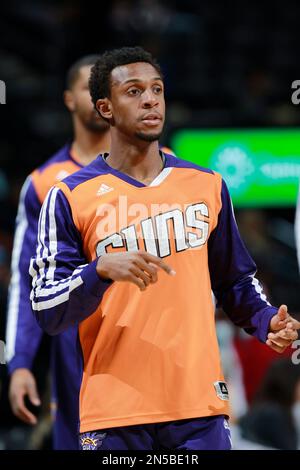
xmin=86 ymin=118 xmax=109 ymax=133
xmin=135 ymin=130 xmax=163 ymax=142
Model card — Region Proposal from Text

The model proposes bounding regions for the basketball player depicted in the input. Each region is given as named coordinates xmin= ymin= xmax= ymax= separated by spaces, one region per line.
xmin=6 ymin=55 xmax=110 ymax=449
xmin=30 ymin=47 xmax=300 ymax=450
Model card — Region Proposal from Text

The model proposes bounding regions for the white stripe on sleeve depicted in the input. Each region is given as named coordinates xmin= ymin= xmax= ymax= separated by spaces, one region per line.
xmin=251 ymin=275 xmax=271 ymax=306
xmin=6 ymin=177 xmax=31 ymax=362
xmin=30 ymin=187 xmax=85 ymax=311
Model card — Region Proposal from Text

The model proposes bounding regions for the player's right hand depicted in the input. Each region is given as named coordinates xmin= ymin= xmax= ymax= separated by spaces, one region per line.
xmin=9 ymin=368 xmax=41 ymax=425
xmin=97 ymin=251 xmax=176 ymax=291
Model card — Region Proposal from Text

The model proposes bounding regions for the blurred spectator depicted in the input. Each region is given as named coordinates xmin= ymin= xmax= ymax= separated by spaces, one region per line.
xmin=237 ymin=209 xmax=300 ymax=312
xmin=216 ymin=317 xmax=248 ymax=421
xmin=238 ymin=358 xmax=300 ymax=449
xmin=234 ymin=331 xmax=291 ymax=404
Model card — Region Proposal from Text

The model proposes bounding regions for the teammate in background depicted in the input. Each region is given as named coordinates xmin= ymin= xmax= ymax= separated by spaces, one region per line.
xmin=6 ymin=55 xmax=111 ymax=450
xmin=30 ymin=47 xmax=300 ymax=450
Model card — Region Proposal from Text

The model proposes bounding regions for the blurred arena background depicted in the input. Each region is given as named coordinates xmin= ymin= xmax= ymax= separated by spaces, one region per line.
xmin=0 ymin=0 xmax=300 ymax=450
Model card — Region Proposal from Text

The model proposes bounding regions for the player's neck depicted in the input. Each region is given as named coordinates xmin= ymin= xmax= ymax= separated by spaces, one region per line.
xmin=106 ymin=138 xmax=163 ymax=185
xmin=72 ymin=127 xmax=111 ymax=167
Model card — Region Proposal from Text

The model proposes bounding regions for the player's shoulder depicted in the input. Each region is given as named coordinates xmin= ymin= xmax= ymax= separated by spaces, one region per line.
xmin=30 ymin=144 xmax=82 ymax=203
xmin=31 ymin=143 xmax=78 ymax=184
xmin=59 ymin=155 xmax=110 ymax=192
xmin=34 ymin=144 xmax=73 ymax=174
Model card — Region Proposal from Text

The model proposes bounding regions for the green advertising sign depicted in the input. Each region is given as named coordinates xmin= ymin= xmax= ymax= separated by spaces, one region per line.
xmin=171 ymin=129 xmax=300 ymax=207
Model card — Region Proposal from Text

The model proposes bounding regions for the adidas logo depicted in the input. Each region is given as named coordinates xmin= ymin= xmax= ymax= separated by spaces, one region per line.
xmin=214 ymin=381 xmax=229 ymax=401
xmin=97 ymin=183 xmax=114 ymax=196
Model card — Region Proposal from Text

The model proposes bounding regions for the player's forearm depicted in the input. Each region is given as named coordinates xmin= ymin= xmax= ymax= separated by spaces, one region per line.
xmin=30 ymin=259 xmax=112 ymax=335
xmin=208 ymin=178 xmax=277 ymax=342
xmin=6 ymin=176 xmax=44 ymax=367
xmin=6 ymin=256 xmax=44 ymax=366
xmin=6 ymin=300 xmax=44 ymax=373
xmin=219 ymin=276 xmax=277 ymax=342
xmin=7 ymin=351 xmax=38 ymax=374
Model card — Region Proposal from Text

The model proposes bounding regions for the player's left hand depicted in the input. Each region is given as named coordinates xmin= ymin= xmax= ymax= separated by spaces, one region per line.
xmin=267 ymin=304 xmax=300 ymax=353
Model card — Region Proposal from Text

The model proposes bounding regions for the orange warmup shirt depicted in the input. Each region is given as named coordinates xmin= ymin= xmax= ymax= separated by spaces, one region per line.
xmin=30 ymin=152 xmax=277 ymax=433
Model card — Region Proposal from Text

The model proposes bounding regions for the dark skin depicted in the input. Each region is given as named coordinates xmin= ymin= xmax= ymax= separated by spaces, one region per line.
xmin=97 ymin=62 xmax=165 ymax=185
xmin=64 ymin=65 xmax=110 ymax=164
xmin=95 ymin=61 xmax=300 ymax=351
xmin=96 ymin=62 xmax=176 ymax=289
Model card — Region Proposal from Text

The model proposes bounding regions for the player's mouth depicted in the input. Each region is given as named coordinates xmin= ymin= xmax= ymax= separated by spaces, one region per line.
xmin=140 ymin=113 xmax=162 ymax=127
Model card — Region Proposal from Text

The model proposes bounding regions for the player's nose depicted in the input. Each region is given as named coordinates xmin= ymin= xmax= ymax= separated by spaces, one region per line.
xmin=141 ymin=89 xmax=158 ymax=107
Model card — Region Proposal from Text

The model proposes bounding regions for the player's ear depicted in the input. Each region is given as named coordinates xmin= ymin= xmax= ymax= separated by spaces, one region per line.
xmin=96 ymin=98 xmax=112 ymax=121
xmin=64 ymin=90 xmax=75 ymax=112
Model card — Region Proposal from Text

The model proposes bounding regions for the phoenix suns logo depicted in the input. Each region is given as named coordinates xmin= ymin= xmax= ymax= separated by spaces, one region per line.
xmin=96 ymin=202 xmax=210 ymax=258
xmin=80 ymin=432 xmax=107 ymax=450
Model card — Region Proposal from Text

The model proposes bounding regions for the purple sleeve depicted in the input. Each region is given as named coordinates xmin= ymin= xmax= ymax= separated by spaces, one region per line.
xmin=30 ymin=187 xmax=112 ymax=335
xmin=208 ymin=179 xmax=277 ymax=343
xmin=5 ymin=177 xmax=44 ymax=373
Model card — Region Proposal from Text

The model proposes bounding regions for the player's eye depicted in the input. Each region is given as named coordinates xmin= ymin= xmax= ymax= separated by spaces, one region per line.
xmin=127 ymin=88 xmax=141 ymax=96
xmin=153 ymin=85 xmax=162 ymax=94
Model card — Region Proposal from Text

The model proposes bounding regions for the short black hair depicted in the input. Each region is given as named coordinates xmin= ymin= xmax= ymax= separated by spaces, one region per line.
xmin=66 ymin=55 xmax=99 ymax=90
xmin=89 ymin=46 xmax=163 ymax=108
